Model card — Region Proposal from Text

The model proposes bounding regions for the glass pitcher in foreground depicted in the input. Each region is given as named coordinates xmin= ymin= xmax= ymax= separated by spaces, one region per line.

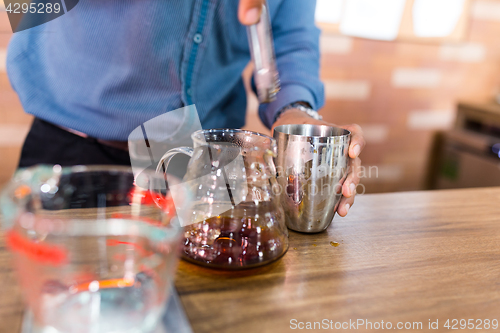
xmin=0 ymin=166 xmax=182 ymax=333
xmin=157 ymin=129 xmax=288 ymax=269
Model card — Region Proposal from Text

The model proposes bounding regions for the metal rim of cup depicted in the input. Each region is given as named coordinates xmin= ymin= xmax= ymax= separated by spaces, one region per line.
xmin=273 ymin=124 xmax=351 ymax=144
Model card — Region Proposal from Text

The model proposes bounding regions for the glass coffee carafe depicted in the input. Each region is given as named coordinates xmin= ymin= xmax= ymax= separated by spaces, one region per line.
xmin=156 ymin=129 xmax=288 ymax=269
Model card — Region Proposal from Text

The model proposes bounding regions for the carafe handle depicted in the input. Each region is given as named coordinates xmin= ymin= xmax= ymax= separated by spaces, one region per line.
xmin=155 ymin=147 xmax=194 ymax=177
xmin=152 ymin=147 xmax=194 ymax=215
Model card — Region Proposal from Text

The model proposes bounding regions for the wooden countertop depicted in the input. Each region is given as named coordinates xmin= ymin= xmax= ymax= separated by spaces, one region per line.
xmin=2 ymin=187 xmax=500 ymax=333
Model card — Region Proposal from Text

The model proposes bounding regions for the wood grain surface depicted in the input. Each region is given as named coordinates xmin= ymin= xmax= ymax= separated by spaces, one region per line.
xmin=174 ymin=187 xmax=500 ymax=333
xmin=1 ymin=187 xmax=500 ymax=333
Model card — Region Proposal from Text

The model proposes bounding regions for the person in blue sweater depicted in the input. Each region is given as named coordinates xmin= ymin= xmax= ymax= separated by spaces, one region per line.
xmin=7 ymin=0 xmax=365 ymax=216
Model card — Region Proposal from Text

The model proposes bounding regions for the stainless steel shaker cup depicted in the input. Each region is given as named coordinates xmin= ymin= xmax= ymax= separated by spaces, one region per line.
xmin=273 ymin=124 xmax=351 ymax=233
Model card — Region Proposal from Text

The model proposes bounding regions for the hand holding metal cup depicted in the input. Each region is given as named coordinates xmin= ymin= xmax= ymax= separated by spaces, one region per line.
xmin=273 ymin=124 xmax=351 ymax=233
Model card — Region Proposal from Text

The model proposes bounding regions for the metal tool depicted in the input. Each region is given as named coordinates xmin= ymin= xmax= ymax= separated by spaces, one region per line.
xmin=247 ymin=0 xmax=281 ymax=103
xmin=273 ymin=124 xmax=351 ymax=233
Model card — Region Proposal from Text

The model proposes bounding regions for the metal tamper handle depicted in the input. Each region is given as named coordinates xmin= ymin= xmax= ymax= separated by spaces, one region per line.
xmin=247 ymin=1 xmax=281 ymax=103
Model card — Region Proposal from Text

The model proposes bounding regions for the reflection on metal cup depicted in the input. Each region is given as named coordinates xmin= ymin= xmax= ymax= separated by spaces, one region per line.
xmin=273 ymin=124 xmax=351 ymax=233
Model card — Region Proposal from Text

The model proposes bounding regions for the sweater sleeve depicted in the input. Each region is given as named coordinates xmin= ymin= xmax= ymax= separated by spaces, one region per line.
xmin=258 ymin=0 xmax=325 ymax=128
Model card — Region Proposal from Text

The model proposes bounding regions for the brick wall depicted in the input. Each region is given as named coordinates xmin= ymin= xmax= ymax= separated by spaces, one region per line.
xmin=317 ymin=0 xmax=500 ymax=193
xmin=2 ymin=1 xmax=500 ymax=193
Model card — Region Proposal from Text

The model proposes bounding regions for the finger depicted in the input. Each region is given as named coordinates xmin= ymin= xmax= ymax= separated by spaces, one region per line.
xmin=337 ymin=195 xmax=355 ymax=217
xmin=343 ymin=124 xmax=366 ymax=159
xmin=342 ymin=157 xmax=361 ymax=198
xmin=238 ymin=0 xmax=264 ymax=25
xmin=338 ymin=158 xmax=362 ymax=216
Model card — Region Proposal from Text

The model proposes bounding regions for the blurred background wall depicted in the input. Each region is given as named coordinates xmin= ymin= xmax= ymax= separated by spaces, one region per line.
xmin=1 ymin=0 xmax=500 ymax=192
xmin=244 ymin=0 xmax=500 ymax=193
xmin=0 ymin=1 xmax=32 ymax=188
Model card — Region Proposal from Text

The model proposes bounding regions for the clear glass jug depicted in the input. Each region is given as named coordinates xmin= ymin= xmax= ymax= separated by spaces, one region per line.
xmin=156 ymin=129 xmax=288 ymax=269
xmin=0 ymin=166 xmax=181 ymax=333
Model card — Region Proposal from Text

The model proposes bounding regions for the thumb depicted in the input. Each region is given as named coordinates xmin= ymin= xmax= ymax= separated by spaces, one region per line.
xmin=238 ymin=0 xmax=264 ymax=25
